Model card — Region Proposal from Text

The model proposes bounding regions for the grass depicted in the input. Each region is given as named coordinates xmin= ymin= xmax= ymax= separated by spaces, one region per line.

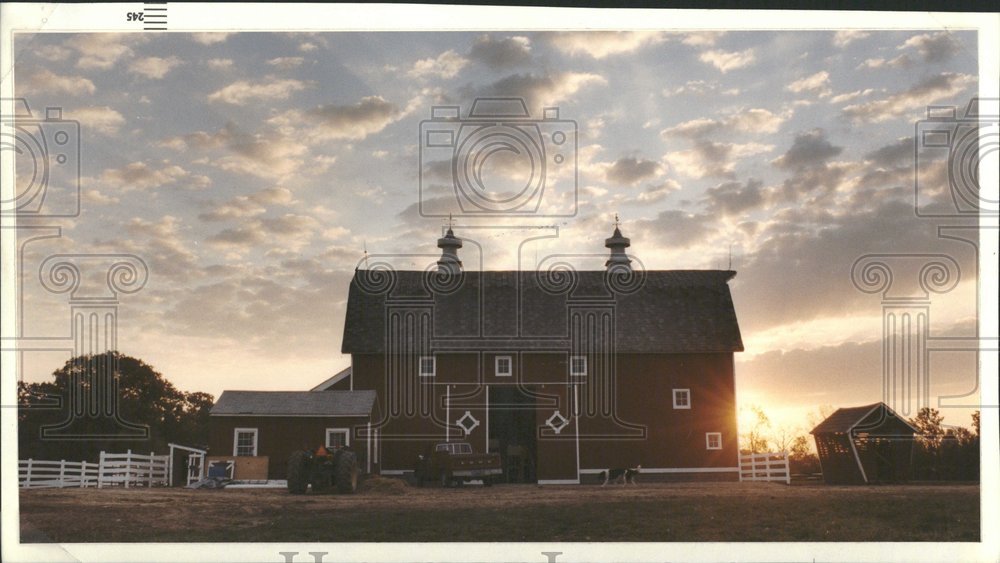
xmin=19 ymin=481 xmax=980 ymax=543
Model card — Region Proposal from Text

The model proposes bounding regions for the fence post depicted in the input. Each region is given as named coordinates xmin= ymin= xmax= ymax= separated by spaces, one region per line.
xmin=81 ymin=461 xmax=88 ymax=488
xmin=149 ymin=451 xmax=155 ymax=487
xmin=784 ymin=451 xmax=791 ymax=485
xmin=751 ymin=453 xmax=758 ymax=479
xmin=125 ymin=449 xmax=132 ymax=489
xmin=59 ymin=459 xmax=66 ymax=488
xmin=98 ymin=452 xmax=105 ymax=489
xmin=25 ymin=459 xmax=33 ymax=488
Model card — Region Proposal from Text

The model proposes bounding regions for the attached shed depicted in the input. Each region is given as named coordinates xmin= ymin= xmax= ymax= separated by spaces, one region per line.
xmin=810 ymin=402 xmax=917 ymax=485
xmin=209 ymin=390 xmax=378 ymax=480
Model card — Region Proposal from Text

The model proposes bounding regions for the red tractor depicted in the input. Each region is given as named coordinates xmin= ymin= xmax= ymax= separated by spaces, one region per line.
xmin=286 ymin=445 xmax=359 ymax=494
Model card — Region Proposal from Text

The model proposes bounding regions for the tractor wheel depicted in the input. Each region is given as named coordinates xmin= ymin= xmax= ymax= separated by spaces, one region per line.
xmin=287 ymin=451 xmax=309 ymax=495
xmin=483 ymin=476 xmax=493 ymax=487
xmin=335 ymin=450 xmax=359 ymax=494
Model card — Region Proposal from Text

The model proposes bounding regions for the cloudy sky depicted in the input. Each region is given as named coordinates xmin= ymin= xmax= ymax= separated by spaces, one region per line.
xmin=11 ymin=28 xmax=989 ymax=435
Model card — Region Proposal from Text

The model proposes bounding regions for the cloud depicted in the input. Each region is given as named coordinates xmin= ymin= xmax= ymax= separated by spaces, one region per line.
xmin=662 ymin=108 xmax=789 ymax=139
xmin=699 ymin=48 xmax=756 ymax=72
xmin=83 ymin=161 xmax=208 ymax=191
xmin=842 ymin=72 xmax=975 ymax=123
xmin=901 ymin=32 xmax=961 ymax=63
xmin=70 ymin=106 xmax=125 ymax=136
xmin=635 ymin=179 xmax=681 ymax=203
xmin=666 ymin=141 xmax=773 ymax=179
xmin=199 ymin=187 xmax=295 ymax=221
xmin=605 ymin=157 xmax=661 ymax=185
xmin=19 ymin=69 xmax=96 ymax=96
xmin=857 ymin=54 xmax=912 ymax=70
xmin=191 ymin=32 xmax=232 ymax=45
xmin=544 ymin=31 xmax=665 ymax=59
xmin=702 ymin=179 xmax=766 ymax=216
xmin=206 ymin=58 xmax=234 ymax=70
xmin=270 ymin=95 xmax=402 ymax=141
xmin=82 ymin=189 xmax=119 ymax=205
xmin=208 ymin=213 xmax=321 ymax=250
xmin=66 ymin=33 xmax=146 ymax=70
xmin=34 ymin=44 xmax=73 ymax=62
xmin=159 ymin=123 xmax=310 ymax=180
xmin=129 ymin=56 xmax=183 ymax=79
xmin=863 ymin=137 xmax=913 ymax=168
xmin=678 ymin=31 xmax=726 ymax=47
xmin=663 ymin=80 xmax=740 ymax=97
xmin=124 ymin=216 xmax=200 ymax=280
xmin=408 ymin=49 xmax=468 ymax=79
xmin=772 ymin=129 xmax=843 ymax=171
xmin=829 ymin=88 xmax=876 ymax=104
xmin=832 ymin=30 xmax=870 ymax=48
xmin=267 ymin=57 xmax=305 ymax=70
xmin=208 ymin=78 xmax=309 ymax=105
xmin=476 ymin=72 xmax=607 ymax=114
xmin=634 ymin=209 xmax=712 ymax=247
xmin=786 ymin=71 xmax=831 ymax=98
xmin=299 ymin=42 xmax=318 ymax=52
xmin=468 ymin=34 xmax=532 ymax=68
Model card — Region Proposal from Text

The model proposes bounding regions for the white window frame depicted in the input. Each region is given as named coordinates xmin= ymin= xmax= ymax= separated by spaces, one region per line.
xmin=706 ymin=432 xmax=722 ymax=450
xmin=325 ymin=428 xmax=350 ymax=448
xmin=233 ymin=427 xmax=258 ymax=457
xmin=495 ymin=355 xmax=512 ymax=377
xmin=672 ymin=388 xmax=691 ymax=409
xmin=419 ymin=355 xmax=436 ymax=377
xmin=569 ymin=355 xmax=587 ymax=377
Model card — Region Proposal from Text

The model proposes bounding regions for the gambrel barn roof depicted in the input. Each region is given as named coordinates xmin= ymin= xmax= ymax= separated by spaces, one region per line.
xmin=342 ymin=270 xmax=743 ymax=354
xmin=211 ymin=390 xmax=376 ymax=417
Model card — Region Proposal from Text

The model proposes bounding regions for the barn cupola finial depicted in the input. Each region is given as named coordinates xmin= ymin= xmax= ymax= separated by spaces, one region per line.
xmin=605 ymin=213 xmax=632 ymax=272
xmin=437 ymin=214 xmax=463 ymax=274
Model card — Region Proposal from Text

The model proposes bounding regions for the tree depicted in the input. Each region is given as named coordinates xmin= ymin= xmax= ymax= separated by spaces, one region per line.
xmin=910 ymin=407 xmax=945 ymax=448
xmin=17 ymin=351 xmax=213 ymax=461
xmin=741 ymin=406 xmax=772 ymax=454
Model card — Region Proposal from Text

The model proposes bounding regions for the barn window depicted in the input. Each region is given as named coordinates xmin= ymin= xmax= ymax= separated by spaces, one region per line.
xmin=419 ymin=356 xmax=436 ymax=377
xmin=705 ymin=432 xmax=722 ymax=450
xmin=495 ymin=356 xmax=512 ymax=377
xmin=570 ymin=355 xmax=587 ymax=377
xmin=233 ymin=428 xmax=258 ymax=457
xmin=326 ymin=428 xmax=350 ymax=449
xmin=672 ymin=389 xmax=691 ymax=409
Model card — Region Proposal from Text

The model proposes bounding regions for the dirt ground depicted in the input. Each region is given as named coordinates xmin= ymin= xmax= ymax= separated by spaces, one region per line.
xmin=19 ymin=480 xmax=979 ymax=543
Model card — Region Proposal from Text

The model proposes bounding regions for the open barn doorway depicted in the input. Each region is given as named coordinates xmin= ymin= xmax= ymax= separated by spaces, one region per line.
xmin=488 ymin=386 xmax=537 ymax=483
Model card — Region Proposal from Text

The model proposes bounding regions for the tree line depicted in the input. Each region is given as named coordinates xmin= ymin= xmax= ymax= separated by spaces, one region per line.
xmin=17 ymin=351 xmax=213 ymax=463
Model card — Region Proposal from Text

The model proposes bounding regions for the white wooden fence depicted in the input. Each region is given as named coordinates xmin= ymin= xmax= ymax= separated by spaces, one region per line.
xmin=739 ymin=451 xmax=791 ymax=484
xmin=19 ymin=450 xmax=169 ymax=489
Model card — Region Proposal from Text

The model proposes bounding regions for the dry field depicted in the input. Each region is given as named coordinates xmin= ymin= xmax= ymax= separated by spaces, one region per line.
xmin=19 ymin=480 xmax=979 ymax=543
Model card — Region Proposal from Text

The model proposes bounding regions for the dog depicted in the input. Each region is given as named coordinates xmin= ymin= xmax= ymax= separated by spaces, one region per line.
xmin=599 ymin=465 xmax=641 ymax=486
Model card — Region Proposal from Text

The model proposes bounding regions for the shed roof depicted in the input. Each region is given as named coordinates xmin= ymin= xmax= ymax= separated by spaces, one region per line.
xmin=210 ymin=390 xmax=376 ymax=417
xmin=342 ymin=270 xmax=743 ymax=354
xmin=810 ymin=402 xmax=918 ymax=435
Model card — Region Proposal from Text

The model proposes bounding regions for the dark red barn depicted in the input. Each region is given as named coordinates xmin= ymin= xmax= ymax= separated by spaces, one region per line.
xmin=340 ymin=226 xmax=744 ymax=483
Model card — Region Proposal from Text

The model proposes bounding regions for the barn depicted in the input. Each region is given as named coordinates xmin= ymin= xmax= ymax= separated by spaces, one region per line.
xmin=207 ymin=390 xmax=378 ymax=480
xmin=341 ymin=225 xmax=744 ymax=484
xmin=810 ymin=402 xmax=917 ymax=485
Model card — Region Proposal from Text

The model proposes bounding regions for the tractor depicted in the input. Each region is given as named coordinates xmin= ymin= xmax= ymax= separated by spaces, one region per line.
xmin=286 ymin=445 xmax=359 ymax=494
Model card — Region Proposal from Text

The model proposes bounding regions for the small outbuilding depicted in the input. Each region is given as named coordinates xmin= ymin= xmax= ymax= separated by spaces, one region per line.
xmin=810 ymin=402 xmax=917 ymax=485
xmin=208 ymin=390 xmax=378 ymax=480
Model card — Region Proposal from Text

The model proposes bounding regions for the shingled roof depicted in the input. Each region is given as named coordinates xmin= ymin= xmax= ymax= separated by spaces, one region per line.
xmin=810 ymin=402 xmax=919 ymax=435
xmin=211 ymin=390 xmax=376 ymax=417
xmin=342 ymin=270 xmax=743 ymax=354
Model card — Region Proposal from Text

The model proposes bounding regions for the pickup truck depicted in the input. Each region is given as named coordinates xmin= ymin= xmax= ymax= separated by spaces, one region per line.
xmin=415 ymin=442 xmax=503 ymax=487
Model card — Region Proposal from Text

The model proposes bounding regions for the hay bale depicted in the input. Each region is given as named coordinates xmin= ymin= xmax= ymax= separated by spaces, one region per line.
xmin=359 ymin=475 xmax=409 ymax=495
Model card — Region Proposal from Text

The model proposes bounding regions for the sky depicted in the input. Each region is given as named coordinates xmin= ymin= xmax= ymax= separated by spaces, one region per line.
xmin=8 ymin=28 xmax=989 ymax=437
